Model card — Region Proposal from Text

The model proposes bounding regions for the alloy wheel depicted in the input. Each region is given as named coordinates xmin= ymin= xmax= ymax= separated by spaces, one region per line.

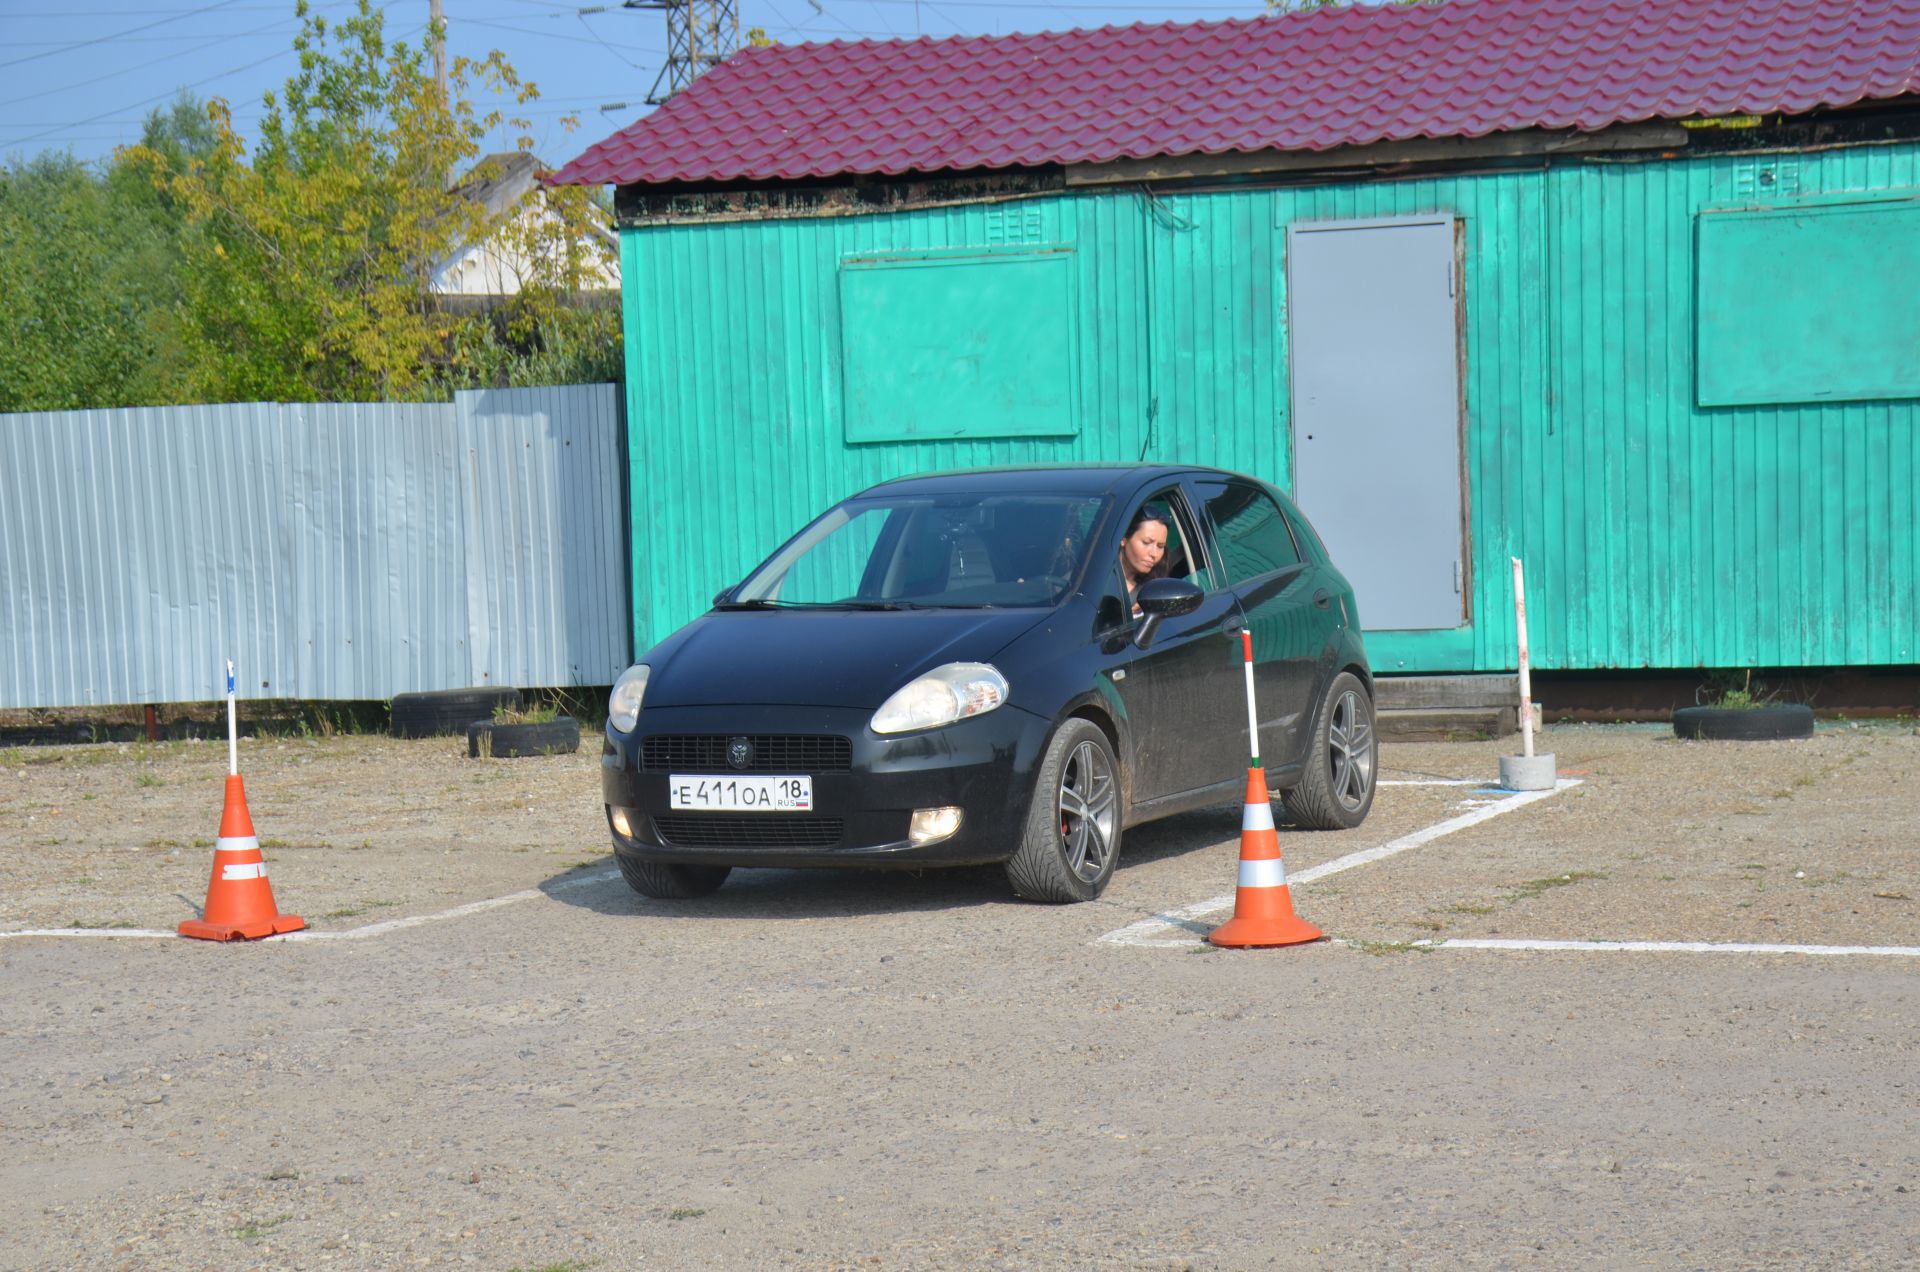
xmin=1056 ymin=739 xmax=1118 ymax=882
xmin=1327 ymin=689 xmax=1375 ymax=810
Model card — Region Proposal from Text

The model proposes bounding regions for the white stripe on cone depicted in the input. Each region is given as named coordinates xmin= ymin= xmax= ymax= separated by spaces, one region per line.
xmin=215 ymin=836 xmax=261 ymax=853
xmin=221 ymin=862 xmax=268 ymax=881
xmin=1237 ymin=857 xmax=1288 ymax=888
xmin=1241 ymin=801 xmax=1275 ymax=832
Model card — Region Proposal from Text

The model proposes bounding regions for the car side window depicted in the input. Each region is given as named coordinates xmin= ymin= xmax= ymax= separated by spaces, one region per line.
xmin=1202 ymin=481 xmax=1302 ymax=587
xmin=1102 ymin=488 xmax=1209 ymax=630
xmin=1125 ymin=487 xmax=1210 ymax=583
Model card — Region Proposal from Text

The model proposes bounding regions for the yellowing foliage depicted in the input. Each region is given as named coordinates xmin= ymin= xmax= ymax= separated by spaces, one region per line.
xmin=120 ymin=0 xmax=619 ymax=403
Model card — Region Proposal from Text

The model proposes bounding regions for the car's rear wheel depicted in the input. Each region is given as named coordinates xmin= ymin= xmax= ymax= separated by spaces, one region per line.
xmin=1282 ymin=671 xmax=1377 ymax=830
xmin=615 ymin=852 xmax=731 ymax=899
xmin=1005 ymin=718 xmax=1121 ymax=903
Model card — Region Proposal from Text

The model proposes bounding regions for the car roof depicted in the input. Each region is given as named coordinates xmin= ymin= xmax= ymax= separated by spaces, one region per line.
xmin=856 ymin=464 xmax=1245 ymax=499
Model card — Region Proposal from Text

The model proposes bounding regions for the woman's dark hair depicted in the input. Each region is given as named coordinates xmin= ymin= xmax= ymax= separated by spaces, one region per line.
xmin=1121 ymin=503 xmax=1173 ymax=586
xmin=1125 ymin=503 xmax=1172 ymax=538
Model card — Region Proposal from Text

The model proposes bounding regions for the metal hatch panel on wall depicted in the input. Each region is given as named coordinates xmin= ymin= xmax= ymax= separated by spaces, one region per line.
xmin=1285 ymin=216 xmax=1466 ymax=633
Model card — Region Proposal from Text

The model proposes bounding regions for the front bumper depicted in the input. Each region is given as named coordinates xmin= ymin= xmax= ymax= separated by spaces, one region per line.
xmin=601 ymin=703 xmax=1053 ymax=869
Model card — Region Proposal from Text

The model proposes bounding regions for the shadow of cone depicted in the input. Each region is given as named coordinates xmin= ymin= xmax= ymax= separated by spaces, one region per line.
xmin=178 ymin=775 xmax=305 ymax=941
xmin=1209 ymin=767 xmax=1322 ymax=949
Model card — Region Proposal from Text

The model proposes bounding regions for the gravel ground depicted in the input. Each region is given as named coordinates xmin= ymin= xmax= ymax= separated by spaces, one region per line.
xmin=2 ymin=723 xmax=1916 ymax=1269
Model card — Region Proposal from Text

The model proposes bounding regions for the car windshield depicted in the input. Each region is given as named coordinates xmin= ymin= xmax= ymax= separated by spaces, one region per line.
xmin=732 ymin=494 xmax=1108 ymax=609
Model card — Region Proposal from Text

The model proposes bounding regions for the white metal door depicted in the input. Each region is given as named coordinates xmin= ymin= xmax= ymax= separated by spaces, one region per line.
xmin=1287 ymin=217 xmax=1465 ymax=631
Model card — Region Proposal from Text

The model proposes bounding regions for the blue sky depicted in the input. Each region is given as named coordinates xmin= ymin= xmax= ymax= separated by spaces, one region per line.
xmin=2 ymin=0 xmax=1278 ymax=169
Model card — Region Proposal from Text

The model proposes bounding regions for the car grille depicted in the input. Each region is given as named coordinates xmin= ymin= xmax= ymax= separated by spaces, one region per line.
xmin=641 ymin=734 xmax=852 ymax=773
xmin=652 ymin=815 xmax=845 ymax=849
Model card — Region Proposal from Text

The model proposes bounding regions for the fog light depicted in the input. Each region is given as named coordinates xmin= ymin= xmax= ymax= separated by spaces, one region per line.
xmin=909 ymin=806 xmax=963 ymax=846
xmin=608 ymin=806 xmax=635 ymax=839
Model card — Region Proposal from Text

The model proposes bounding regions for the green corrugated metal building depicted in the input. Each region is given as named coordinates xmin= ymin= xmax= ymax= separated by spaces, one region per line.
xmin=558 ymin=1 xmax=1920 ymax=675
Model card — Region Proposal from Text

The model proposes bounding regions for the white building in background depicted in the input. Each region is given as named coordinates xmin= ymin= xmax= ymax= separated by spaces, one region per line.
xmin=430 ymin=152 xmax=621 ymax=297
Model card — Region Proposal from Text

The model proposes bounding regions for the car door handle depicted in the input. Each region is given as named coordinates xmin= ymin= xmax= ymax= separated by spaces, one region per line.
xmin=1312 ymin=589 xmax=1332 ymax=609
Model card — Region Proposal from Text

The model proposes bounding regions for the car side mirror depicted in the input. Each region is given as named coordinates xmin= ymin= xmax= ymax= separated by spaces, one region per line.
xmin=1133 ymin=577 xmax=1204 ymax=650
xmin=712 ymin=586 xmax=735 ymax=607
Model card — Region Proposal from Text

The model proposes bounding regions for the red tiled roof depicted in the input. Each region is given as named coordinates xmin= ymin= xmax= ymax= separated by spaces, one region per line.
xmin=551 ymin=0 xmax=1920 ymax=187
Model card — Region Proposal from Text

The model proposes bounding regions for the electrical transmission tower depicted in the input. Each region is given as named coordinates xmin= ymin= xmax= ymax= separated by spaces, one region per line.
xmin=624 ymin=0 xmax=740 ymax=104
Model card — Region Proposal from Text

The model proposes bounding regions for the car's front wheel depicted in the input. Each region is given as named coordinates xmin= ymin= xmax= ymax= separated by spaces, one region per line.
xmin=1283 ymin=671 xmax=1377 ymax=830
xmin=1005 ymin=718 xmax=1122 ymax=903
xmin=615 ymin=852 xmax=731 ymax=899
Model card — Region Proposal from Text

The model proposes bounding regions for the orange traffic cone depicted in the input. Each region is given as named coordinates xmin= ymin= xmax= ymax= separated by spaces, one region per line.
xmin=1208 ymin=766 xmax=1322 ymax=948
xmin=178 ymin=775 xmax=305 ymax=941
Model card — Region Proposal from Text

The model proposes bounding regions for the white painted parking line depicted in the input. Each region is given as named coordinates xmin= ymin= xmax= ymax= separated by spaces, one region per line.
xmin=1422 ymin=938 xmax=1920 ymax=958
xmin=1098 ymin=779 xmax=1582 ymax=948
xmin=0 ymin=868 xmax=623 ymax=944
xmin=1379 ymin=778 xmax=1479 ymax=786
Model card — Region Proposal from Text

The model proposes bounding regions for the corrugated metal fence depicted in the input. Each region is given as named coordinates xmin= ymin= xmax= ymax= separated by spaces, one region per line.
xmin=0 ymin=385 xmax=630 ymax=708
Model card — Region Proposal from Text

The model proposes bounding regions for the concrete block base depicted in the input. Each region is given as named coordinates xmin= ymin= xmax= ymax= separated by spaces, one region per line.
xmin=1499 ymin=752 xmax=1558 ymax=791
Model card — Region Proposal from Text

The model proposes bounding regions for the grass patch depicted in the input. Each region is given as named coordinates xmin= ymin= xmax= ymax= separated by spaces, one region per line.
xmin=231 ymin=1214 xmax=291 ymax=1240
xmin=259 ymin=702 xmax=390 ymax=740
xmin=1504 ymin=871 xmax=1608 ymax=903
xmin=1448 ymin=902 xmax=1497 ymax=915
xmin=322 ymin=899 xmax=397 ymax=920
xmin=494 ymin=702 xmax=560 ymax=726
xmin=66 ymin=918 xmax=137 ymax=929
xmin=258 ymin=837 xmax=332 ymax=851
xmin=668 ymin=1207 xmax=706 ymax=1220
xmin=135 ymin=772 xmax=162 ymax=788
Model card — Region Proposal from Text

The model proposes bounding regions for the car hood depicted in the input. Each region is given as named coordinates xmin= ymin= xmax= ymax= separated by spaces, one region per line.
xmin=643 ymin=608 xmax=1052 ymax=709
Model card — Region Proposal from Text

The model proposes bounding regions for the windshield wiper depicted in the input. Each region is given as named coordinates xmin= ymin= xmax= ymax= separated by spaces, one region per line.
xmin=834 ymin=600 xmax=929 ymax=611
xmin=712 ymin=598 xmax=786 ymax=610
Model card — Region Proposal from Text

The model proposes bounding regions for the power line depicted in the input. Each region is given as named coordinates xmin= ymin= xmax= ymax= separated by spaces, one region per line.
xmin=0 ymin=0 xmax=246 ymax=69
xmin=5 ymin=4 xmax=334 ymax=12
xmin=0 ymin=11 xmax=318 ymax=110
xmin=458 ymin=14 xmax=666 ymax=51
xmin=3 ymin=45 xmax=297 ymax=151
xmin=5 ymin=31 xmax=303 ymax=45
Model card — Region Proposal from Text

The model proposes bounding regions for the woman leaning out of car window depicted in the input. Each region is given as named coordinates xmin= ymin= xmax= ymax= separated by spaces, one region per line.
xmin=1119 ymin=504 xmax=1170 ymax=616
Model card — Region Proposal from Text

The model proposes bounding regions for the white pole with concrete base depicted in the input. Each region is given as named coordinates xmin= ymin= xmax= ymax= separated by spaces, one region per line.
xmin=1500 ymin=557 xmax=1556 ymax=791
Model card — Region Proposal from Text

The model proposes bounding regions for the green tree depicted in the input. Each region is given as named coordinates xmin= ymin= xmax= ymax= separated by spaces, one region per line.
xmin=124 ymin=0 xmax=617 ymax=403
xmin=0 ymin=149 xmax=192 ymax=412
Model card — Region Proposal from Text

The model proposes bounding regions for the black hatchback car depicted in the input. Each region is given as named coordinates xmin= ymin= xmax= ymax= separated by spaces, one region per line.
xmin=602 ymin=465 xmax=1375 ymax=903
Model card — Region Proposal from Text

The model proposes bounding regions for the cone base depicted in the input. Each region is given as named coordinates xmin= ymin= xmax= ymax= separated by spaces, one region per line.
xmin=1209 ymin=913 xmax=1324 ymax=949
xmin=178 ymin=913 xmax=306 ymax=942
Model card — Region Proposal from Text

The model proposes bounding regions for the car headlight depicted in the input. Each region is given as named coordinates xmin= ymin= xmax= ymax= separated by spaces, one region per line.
xmin=608 ymin=664 xmax=650 ymax=733
xmin=871 ymin=663 xmax=1009 ymax=735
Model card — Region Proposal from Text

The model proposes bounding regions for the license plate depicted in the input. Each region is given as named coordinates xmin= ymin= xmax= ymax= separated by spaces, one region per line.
xmin=668 ymin=774 xmax=813 ymax=812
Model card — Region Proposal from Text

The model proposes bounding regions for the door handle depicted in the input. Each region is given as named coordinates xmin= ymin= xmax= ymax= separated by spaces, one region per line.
xmin=1312 ymin=589 xmax=1332 ymax=609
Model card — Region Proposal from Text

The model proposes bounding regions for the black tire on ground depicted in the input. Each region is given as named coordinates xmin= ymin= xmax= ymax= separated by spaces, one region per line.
xmin=1673 ymin=704 xmax=1814 ymax=741
xmin=391 ymin=687 xmax=520 ymax=738
xmin=484 ymin=717 xmax=581 ymax=758
xmin=614 ymin=851 xmax=731 ymax=899
xmin=1283 ymin=671 xmax=1378 ymax=831
xmin=1005 ymin=717 xmax=1122 ymax=904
